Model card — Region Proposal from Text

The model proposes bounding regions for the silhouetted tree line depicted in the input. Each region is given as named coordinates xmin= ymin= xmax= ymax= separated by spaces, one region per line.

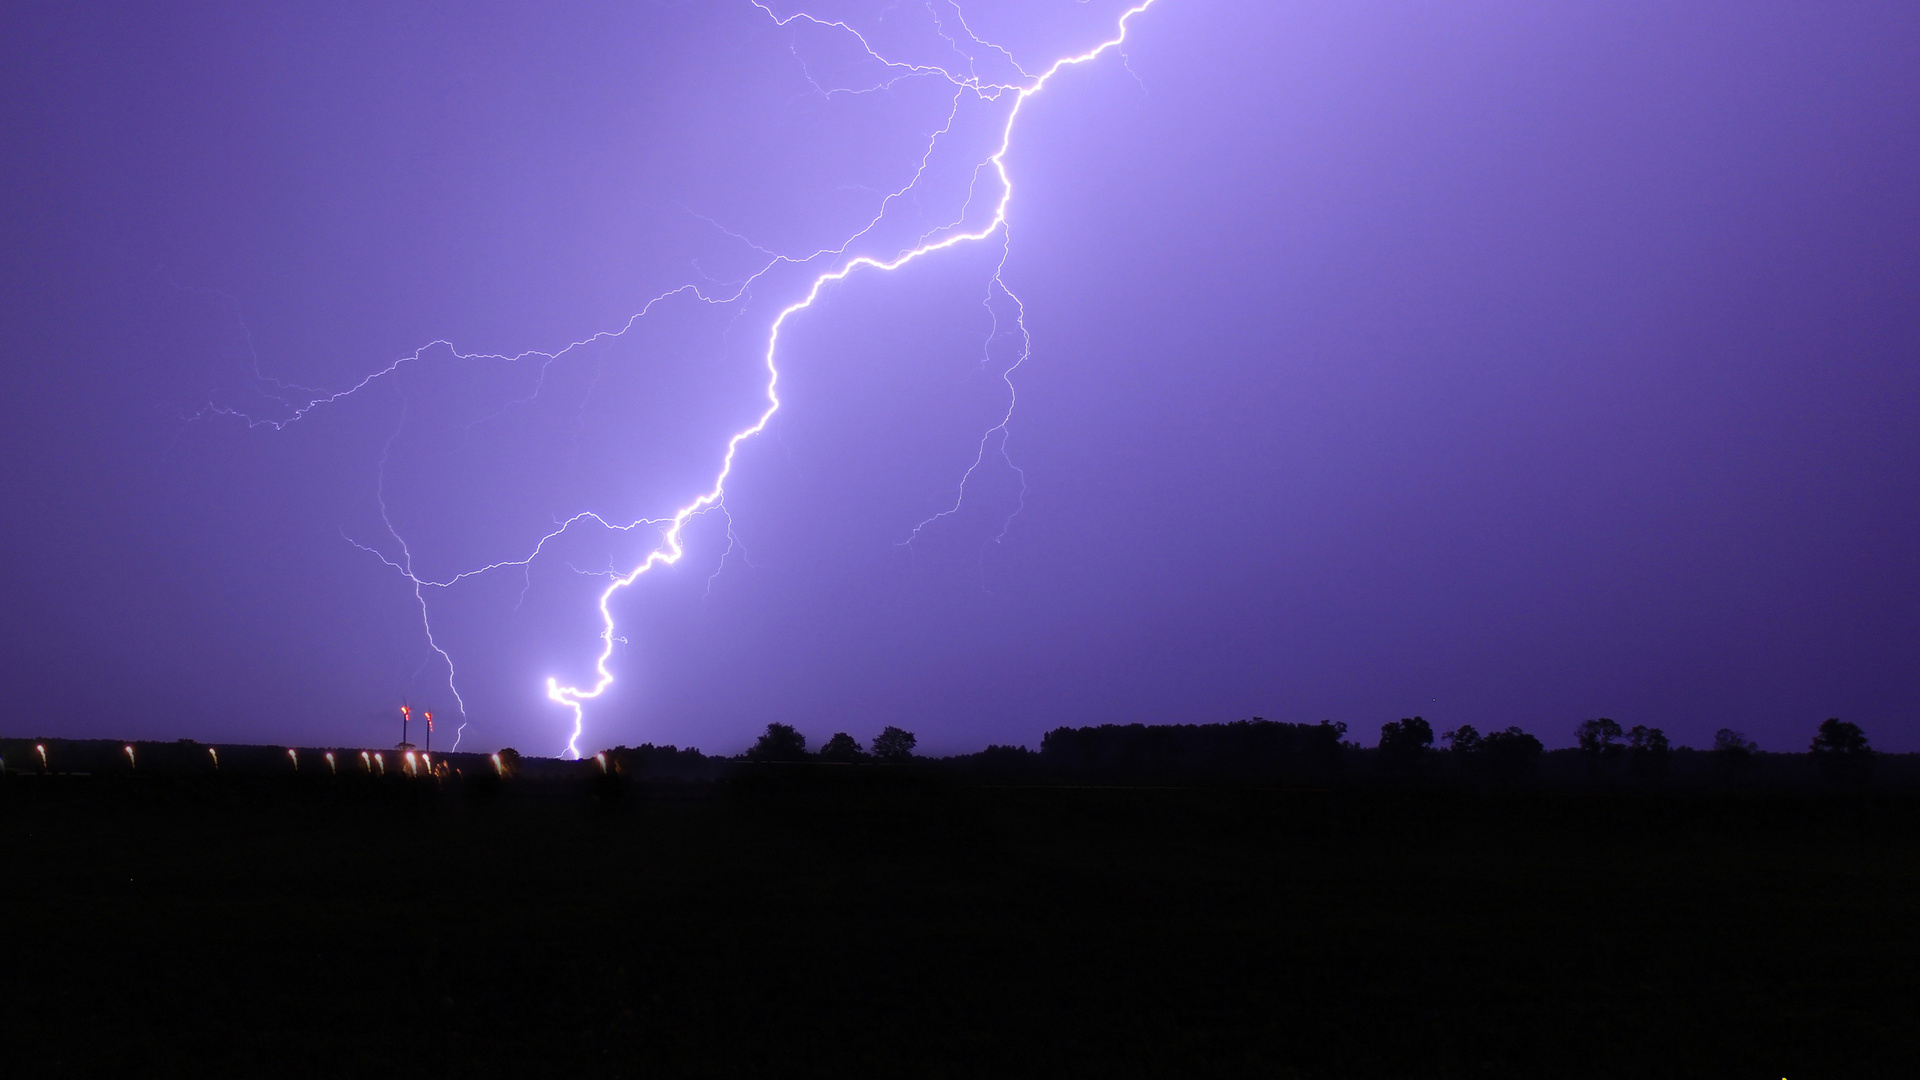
xmin=599 ymin=743 xmax=721 ymax=780
xmin=1567 ymin=718 xmax=1672 ymax=782
xmin=1444 ymin=724 xmax=1546 ymax=782
xmin=1808 ymin=717 xmax=1874 ymax=785
xmin=0 ymin=716 xmax=1900 ymax=792
xmin=739 ymin=723 xmax=919 ymax=765
xmin=1037 ymin=719 xmax=1349 ymax=785
xmin=1364 ymin=715 xmax=1883 ymax=789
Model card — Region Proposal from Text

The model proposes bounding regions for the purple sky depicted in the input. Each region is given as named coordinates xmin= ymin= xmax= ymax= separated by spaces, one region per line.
xmin=2 ymin=1 xmax=1916 ymax=757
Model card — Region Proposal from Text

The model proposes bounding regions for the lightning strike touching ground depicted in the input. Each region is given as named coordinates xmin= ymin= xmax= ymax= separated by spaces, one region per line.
xmin=216 ymin=1 xmax=1162 ymax=757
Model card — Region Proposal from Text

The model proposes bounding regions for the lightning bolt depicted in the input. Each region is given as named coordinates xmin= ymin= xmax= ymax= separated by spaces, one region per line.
xmin=545 ymin=1 xmax=1161 ymax=756
xmin=209 ymin=1 xmax=1162 ymax=757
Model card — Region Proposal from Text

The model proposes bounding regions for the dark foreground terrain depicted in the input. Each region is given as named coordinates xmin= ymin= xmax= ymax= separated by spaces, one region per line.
xmin=2 ymin=770 xmax=1915 ymax=1078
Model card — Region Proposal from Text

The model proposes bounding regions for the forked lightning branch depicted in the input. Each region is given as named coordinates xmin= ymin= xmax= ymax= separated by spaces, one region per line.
xmin=219 ymin=2 xmax=1162 ymax=757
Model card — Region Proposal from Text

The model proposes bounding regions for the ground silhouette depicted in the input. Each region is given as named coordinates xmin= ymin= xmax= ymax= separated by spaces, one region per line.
xmin=1 ymin=716 xmax=1915 ymax=1076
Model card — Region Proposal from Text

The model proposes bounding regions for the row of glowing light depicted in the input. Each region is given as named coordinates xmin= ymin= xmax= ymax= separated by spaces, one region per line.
xmin=15 ymin=742 xmax=618 ymax=778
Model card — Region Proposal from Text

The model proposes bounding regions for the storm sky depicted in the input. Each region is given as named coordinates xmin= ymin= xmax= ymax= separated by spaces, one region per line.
xmin=3 ymin=1 xmax=1916 ymax=756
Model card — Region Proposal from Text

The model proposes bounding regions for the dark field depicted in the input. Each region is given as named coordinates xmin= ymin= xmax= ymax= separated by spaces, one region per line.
xmin=3 ymin=772 xmax=1916 ymax=1077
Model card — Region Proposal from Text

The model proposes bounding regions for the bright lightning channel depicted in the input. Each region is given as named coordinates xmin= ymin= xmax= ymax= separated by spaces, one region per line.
xmin=544 ymin=2 xmax=1162 ymax=757
xmin=212 ymin=1 xmax=1161 ymax=757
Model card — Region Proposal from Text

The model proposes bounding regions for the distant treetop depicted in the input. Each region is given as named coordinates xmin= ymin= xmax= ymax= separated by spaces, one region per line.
xmin=871 ymin=726 xmax=917 ymax=763
xmin=1809 ymin=718 xmax=1870 ymax=757
xmin=1376 ymin=716 xmax=1436 ymax=778
xmin=1809 ymin=718 xmax=1873 ymax=786
xmin=818 ymin=732 xmax=867 ymax=764
xmin=1626 ymin=725 xmax=1670 ymax=783
xmin=746 ymin=723 xmax=809 ymax=763
xmin=1575 ymin=718 xmax=1625 ymax=773
xmin=1378 ymin=716 xmax=1434 ymax=753
xmin=1712 ymin=729 xmax=1758 ymax=756
xmin=1444 ymin=724 xmax=1542 ymax=783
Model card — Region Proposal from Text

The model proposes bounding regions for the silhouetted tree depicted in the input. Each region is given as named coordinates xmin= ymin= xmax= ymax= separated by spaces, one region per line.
xmin=1445 ymin=724 xmax=1540 ymax=782
xmin=1710 ymin=728 xmax=1758 ymax=782
xmin=1481 ymin=727 xmax=1544 ymax=782
xmin=1626 ymin=725 xmax=1670 ymax=784
xmin=747 ymin=723 xmax=809 ymax=763
xmin=1301 ymin=720 xmax=1349 ymax=780
xmin=871 ymin=726 xmax=917 ymax=763
xmin=1809 ymin=718 xmax=1873 ymax=786
xmin=1040 ymin=719 xmax=1350 ymax=784
xmin=610 ymin=743 xmax=715 ymax=779
xmin=1376 ymin=716 xmax=1435 ymax=778
xmin=1575 ymin=718 xmax=1625 ymax=777
xmin=964 ymin=744 xmax=1036 ymax=780
xmin=818 ymin=732 xmax=867 ymax=764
